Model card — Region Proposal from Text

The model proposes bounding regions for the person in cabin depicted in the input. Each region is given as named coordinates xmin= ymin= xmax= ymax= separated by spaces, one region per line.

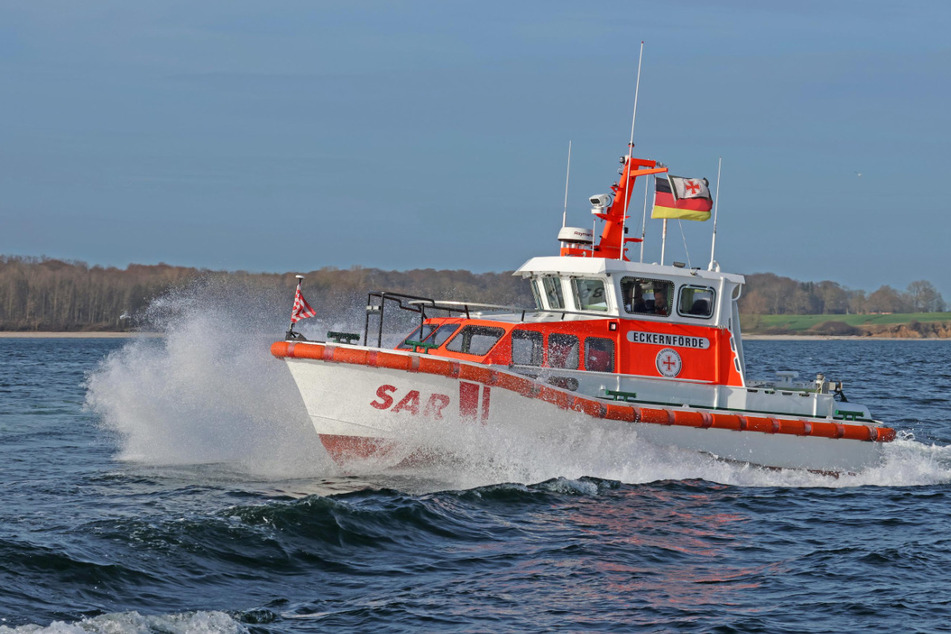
xmin=633 ymin=285 xmax=647 ymax=312
xmin=623 ymin=282 xmax=648 ymax=313
xmin=653 ymin=287 xmax=668 ymax=316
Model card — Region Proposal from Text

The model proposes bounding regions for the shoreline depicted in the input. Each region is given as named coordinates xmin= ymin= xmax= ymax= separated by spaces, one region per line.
xmin=743 ymin=334 xmax=951 ymax=341
xmin=1 ymin=331 xmax=948 ymax=341
xmin=0 ymin=331 xmax=159 ymax=339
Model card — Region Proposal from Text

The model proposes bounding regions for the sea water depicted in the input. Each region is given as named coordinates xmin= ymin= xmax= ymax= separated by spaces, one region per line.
xmin=3 ymin=290 xmax=951 ymax=632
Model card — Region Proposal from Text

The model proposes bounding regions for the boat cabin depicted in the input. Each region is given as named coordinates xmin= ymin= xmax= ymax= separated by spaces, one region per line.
xmin=380 ymin=256 xmax=748 ymax=388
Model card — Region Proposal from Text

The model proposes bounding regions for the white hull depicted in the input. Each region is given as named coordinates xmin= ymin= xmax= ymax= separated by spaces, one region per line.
xmin=281 ymin=345 xmax=886 ymax=473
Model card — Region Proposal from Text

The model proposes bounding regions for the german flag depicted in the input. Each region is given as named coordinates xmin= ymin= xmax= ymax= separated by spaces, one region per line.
xmin=651 ymin=175 xmax=712 ymax=221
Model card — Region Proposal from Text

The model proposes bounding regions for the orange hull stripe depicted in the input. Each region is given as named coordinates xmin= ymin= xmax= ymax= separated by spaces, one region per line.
xmin=270 ymin=341 xmax=895 ymax=444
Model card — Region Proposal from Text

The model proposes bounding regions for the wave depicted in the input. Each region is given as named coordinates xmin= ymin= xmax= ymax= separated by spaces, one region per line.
xmin=0 ymin=610 xmax=248 ymax=634
xmin=4 ymin=471 xmax=948 ymax=633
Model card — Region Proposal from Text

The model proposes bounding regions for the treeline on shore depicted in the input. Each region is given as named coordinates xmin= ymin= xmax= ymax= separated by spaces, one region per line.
xmin=0 ymin=255 xmax=945 ymax=331
xmin=740 ymin=273 xmax=946 ymax=315
xmin=0 ymin=256 xmax=532 ymax=331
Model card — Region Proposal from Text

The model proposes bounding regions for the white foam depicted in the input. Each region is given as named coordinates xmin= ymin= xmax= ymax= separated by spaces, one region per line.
xmin=353 ymin=408 xmax=951 ymax=490
xmin=85 ymin=279 xmax=331 ymax=478
xmin=0 ymin=610 xmax=246 ymax=634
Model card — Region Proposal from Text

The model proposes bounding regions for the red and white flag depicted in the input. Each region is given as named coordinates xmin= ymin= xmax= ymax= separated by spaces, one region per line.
xmin=668 ymin=175 xmax=711 ymax=202
xmin=651 ymin=175 xmax=713 ymax=221
xmin=290 ymin=281 xmax=316 ymax=324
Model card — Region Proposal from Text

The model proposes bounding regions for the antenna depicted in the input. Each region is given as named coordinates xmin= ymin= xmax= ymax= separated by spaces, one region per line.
xmin=619 ymin=41 xmax=645 ymax=259
xmin=562 ymin=140 xmax=572 ymax=228
xmin=678 ymin=220 xmax=692 ymax=268
xmin=592 ymin=218 xmax=597 ymax=256
xmin=708 ymin=157 xmax=723 ymax=270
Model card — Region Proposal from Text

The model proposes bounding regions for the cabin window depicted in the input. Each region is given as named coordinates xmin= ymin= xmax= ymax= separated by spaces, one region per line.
xmin=530 ymin=280 xmax=543 ymax=310
xmin=584 ymin=337 xmax=615 ymax=372
xmin=542 ymin=276 xmax=564 ymax=310
xmin=511 ymin=330 xmax=544 ymax=366
xmin=620 ymin=277 xmax=674 ymax=317
xmin=397 ymin=323 xmax=460 ymax=350
xmin=678 ymin=286 xmax=716 ymax=319
xmin=548 ymin=333 xmax=580 ymax=369
xmin=446 ymin=325 xmax=505 ymax=356
xmin=571 ymin=278 xmax=608 ymax=312
xmin=429 ymin=323 xmax=461 ymax=346
xmin=397 ymin=323 xmax=438 ymax=349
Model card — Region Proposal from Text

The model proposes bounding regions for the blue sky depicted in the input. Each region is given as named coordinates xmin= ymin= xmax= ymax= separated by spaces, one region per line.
xmin=1 ymin=1 xmax=949 ymax=299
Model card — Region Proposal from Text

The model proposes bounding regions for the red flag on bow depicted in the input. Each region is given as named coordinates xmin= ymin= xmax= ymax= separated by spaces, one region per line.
xmin=291 ymin=280 xmax=316 ymax=324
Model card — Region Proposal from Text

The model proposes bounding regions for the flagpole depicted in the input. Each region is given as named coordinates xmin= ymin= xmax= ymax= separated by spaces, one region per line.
xmin=660 ymin=219 xmax=668 ymax=266
xmin=639 ymin=173 xmax=650 ymax=262
xmin=288 ymin=274 xmax=305 ymax=335
xmin=708 ymin=157 xmax=722 ymax=271
xmin=659 ymin=171 xmax=676 ymax=266
xmin=678 ymin=219 xmax=692 ymax=268
xmin=620 ymin=41 xmax=645 ymax=259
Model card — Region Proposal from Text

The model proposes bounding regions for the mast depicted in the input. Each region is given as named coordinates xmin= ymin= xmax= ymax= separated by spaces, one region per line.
xmin=593 ymin=158 xmax=666 ymax=260
xmin=561 ymin=140 xmax=571 ymax=228
xmin=619 ymin=42 xmax=645 ymax=258
xmin=567 ymin=44 xmax=667 ymax=261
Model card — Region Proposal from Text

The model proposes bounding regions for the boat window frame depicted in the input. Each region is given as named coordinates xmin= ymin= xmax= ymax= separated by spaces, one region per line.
xmin=677 ymin=285 xmax=717 ymax=319
xmin=620 ymin=276 xmax=675 ymax=318
xmin=510 ymin=329 xmax=544 ymax=366
xmin=397 ymin=323 xmax=438 ymax=349
xmin=541 ymin=275 xmax=565 ymax=310
xmin=429 ymin=323 xmax=462 ymax=347
xmin=584 ymin=336 xmax=615 ymax=373
xmin=571 ymin=277 xmax=609 ymax=312
xmin=445 ymin=325 xmax=505 ymax=356
xmin=547 ymin=332 xmax=580 ymax=369
xmin=530 ymin=279 xmax=544 ymax=311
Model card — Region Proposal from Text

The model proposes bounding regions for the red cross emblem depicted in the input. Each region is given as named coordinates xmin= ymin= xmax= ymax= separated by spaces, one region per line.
xmin=655 ymin=348 xmax=682 ymax=377
xmin=683 ymin=180 xmax=701 ymax=195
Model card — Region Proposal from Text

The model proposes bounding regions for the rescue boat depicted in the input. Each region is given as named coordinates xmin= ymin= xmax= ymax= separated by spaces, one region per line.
xmin=271 ymin=134 xmax=896 ymax=475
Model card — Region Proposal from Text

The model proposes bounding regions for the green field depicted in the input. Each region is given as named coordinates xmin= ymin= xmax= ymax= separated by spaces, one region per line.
xmin=742 ymin=312 xmax=951 ymax=333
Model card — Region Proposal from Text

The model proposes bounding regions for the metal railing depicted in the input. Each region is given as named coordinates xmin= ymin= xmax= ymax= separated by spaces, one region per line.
xmin=364 ymin=291 xmax=535 ymax=349
xmin=362 ymin=290 xmax=619 ymax=349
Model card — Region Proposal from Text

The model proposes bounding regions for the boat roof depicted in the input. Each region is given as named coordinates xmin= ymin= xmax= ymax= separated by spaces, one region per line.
xmin=453 ymin=311 xmax=607 ymax=324
xmin=515 ymin=256 xmax=746 ymax=286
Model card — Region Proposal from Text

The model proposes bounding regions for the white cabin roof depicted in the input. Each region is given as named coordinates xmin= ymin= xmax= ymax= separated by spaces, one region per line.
xmin=515 ymin=256 xmax=745 ymax=287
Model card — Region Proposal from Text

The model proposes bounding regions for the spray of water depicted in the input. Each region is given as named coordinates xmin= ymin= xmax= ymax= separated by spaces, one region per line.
xmin=85 ymin=277 xmax=331 ymax=478
xmin=85 ymin=277 xmax=951 ymax=489
xmin=370 ymin=405 xmax=951 ymax=490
